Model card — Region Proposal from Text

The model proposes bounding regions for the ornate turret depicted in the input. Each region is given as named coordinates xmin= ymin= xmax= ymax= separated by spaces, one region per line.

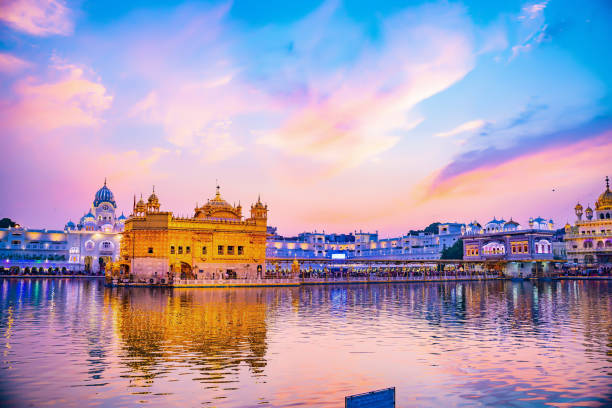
xmin=250 ymin=194 xmax=268 ymax=221
xmin=585 ymin=205 xmax=593 ymax=220
xmin=575 ymin=202 xmax=583 ymax=220
xmin=147 ymin=186 xmax=160 ymax=213
xmin=134 ymin=194 xmax=146 ymax=217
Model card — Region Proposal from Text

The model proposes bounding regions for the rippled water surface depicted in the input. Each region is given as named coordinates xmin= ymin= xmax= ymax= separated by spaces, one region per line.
xmin=0 ymin=279 xmax=610 ymax=407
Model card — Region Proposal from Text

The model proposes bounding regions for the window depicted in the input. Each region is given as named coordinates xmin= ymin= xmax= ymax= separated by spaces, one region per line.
xmin=202 ymin=246 xmax=207 ymax=255
xmin=218 ymin=245 xmax=224 ymax=255
xmin=178 ymin=246 xmax=183 ymax=254
xmin=238 ymin=246 xmax=244 ymax=255
xmin=11 ymin=240 xmax=20 ymax=246
xmin=101 ymin=241 xmax=112 ymax=249
xmin=148 ymin=247 xmax=154 ymax=254
xmin=523 ymin=245 xmax=528 ymax=253
xmin=170 ymin=246 xmax=175 ymax=254
xmin=186 ymin=246 xmax=190 ymax=254
xmin=227 ymin=246 xmax=234 ymax=255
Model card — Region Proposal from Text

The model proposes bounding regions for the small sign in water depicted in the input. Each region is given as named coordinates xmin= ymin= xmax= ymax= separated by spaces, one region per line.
xmin=345 ymin=387 xmax=395 ymax=408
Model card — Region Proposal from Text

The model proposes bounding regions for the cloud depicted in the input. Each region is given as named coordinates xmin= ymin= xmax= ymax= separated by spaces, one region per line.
xmin=509 ymin=1 xmax=550 ymax=61
xmin=1 ymin=59 xmax=112 ymax=132
xmin=0 ymin=0 xmax=73 ymax=36
xmin=434 ymin=119 xmax=486 ymax=138
xmin=0 ymin=53 xmax=31 ymax=74
xmin=417 ymin=131 xmax=612 ymax=215
xmin=255 ymin=3 xmax=475 ymax=173
xmin=510 ymin=23 xmax=549 ymax=60
xmin=518 ymin=1 xmax=548 ymax=21
xmin=426 ymin=116 xmax=612 ymax=192
xmin=130 ymin=78 xmax=264 ymax=163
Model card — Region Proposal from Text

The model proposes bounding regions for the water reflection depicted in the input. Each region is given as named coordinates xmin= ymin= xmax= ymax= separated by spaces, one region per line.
xmin=106 ymin=287 xmax=275 ymax=387
xmin=0 ymin=279 xmax=610 ymax=407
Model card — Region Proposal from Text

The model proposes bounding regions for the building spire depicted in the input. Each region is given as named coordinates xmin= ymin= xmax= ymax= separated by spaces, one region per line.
xmin=104 ymin=177 xmax=107 ymax=186
xmin=606 ymin=175 xmax=610 ymax=191
xmin=152 ymin=185 xmax=155 ymax=193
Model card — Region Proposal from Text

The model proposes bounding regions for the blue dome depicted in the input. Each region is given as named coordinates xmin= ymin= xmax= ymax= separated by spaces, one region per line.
xmin=93 ymin=181 xmax=117 ymax=208
xmin=65 ymin=220 xmax=76 ymax=230
xmin=80 ymin=211 xmax=95 ymax=224
xmin=118 ymin=213 xmax=127 ymax=221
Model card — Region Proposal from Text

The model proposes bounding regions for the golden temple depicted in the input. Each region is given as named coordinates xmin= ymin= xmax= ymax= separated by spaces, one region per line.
xmin=113 ymin=186 xmax=267 ymax=283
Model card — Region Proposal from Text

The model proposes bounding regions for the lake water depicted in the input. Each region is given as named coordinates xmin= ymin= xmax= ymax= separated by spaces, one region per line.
xmin=0 ymin=278 xmax=610 ymax=407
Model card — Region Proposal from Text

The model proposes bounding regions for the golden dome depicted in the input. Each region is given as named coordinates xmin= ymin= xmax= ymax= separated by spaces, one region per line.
xmin=194 ymin=185 xmax=241 ymax=220
xmin=574 ymin=202 xmax=583 ymax=211
xmin=595 ymin=176 xmax=612 ymax=210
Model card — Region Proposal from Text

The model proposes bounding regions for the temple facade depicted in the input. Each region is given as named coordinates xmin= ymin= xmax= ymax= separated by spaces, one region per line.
xmin=461 ymin=216 xmax=556 ymax=277
xmin=564 ymin=177 xmax=612 ymax=266
xmin=118 ymin=186 xmax=268 ymax=283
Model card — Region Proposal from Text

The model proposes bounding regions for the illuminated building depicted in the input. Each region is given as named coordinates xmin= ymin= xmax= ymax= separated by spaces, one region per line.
xmin=0 ymin=181 xmax=124 ymax=274
xmin=266 ymin=223 xmax=464 ymax=260
xmin=461 ymin=216 xmax=555 ymax=277
xmin=564 ymin=176 xmax=612 ymax=266
xmin=0 ymin=226 xmax=69 ymax=273
xmin=65 ymin=180 xmax=124 ymax=273
xmin=118 ymin=186 xmax=267 ymax=282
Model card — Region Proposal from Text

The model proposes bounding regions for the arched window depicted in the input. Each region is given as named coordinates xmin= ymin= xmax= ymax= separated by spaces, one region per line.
xmin=597 ymin=241 xmax=604 ymax=248
xmin=536 ymin=239 xmax=551 ymax=253
xmin=607 ymin=213 xmax=611 ymax=219
xmin=85 ymin=240 xmax=95 ymax=251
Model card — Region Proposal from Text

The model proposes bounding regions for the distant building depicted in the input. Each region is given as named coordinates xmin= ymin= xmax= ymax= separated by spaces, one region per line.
xmin=0 ymin=226 xmax=69 ymax=273
xmin=461 ymin=216 xmax=555 ymax=277
xmin=118 ymin=186 xmax=268 ymax=282
xmin=266 ymin=223 xmax=464 ymax=260
xmin=564 ymin=177 xmax=612 ymax=265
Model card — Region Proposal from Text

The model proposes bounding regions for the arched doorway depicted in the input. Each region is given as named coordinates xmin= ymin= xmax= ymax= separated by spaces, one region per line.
xmin=84 ymin=256 xmax=92 ymax=273
xmin=99 ymin=256 xmax=112 ymax=274
xmin=179 ymin=262 xmax=195 ymax=280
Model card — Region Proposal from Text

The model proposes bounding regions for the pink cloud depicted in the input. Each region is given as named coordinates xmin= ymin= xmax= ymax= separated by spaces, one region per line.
xmin=0 ymin=0 xmax=73 ymax=36
xmin=256 ymin=8 xmax=475 ymax=174
xmin=0 ymin=53 xmax=31 ymax=74
xmin=1 ymin=60 xmax=112 ymax=132
xmin=411 ymin=132 xmax=612 ymax=223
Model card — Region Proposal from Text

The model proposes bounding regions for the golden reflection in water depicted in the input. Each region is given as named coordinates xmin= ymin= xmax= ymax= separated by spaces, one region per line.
xmin=104 ymin=287 xmax=286 ymax=387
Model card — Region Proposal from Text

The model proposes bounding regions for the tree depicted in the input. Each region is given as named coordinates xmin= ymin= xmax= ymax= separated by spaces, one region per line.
xmin=0 ymin=218 xmax=17 ymax=228
xmin=408 ymin=222 xmax=441 ymax=236
xmin=441 ymin=239 xmax=463 ymax=260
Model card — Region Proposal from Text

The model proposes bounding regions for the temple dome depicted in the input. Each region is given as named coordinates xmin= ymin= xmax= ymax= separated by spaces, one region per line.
xmin=94 ymin=180 xmax=117 ymax=208
xmin=194 ymin=186 xmax=241 ymax=220
xmin=595 ymin=178 xmax=612 ymax=210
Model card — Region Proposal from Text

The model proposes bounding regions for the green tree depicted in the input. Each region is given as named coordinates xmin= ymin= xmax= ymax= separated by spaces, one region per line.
xmin=441 ymin=239 xmax=463 ymax=260
xmin=0 ymin=218 xmax=17 ymax=228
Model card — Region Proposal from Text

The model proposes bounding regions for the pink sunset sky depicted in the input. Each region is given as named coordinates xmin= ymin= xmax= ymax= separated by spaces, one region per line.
xmin=0 ymin=0 xmax=611 ymax=236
